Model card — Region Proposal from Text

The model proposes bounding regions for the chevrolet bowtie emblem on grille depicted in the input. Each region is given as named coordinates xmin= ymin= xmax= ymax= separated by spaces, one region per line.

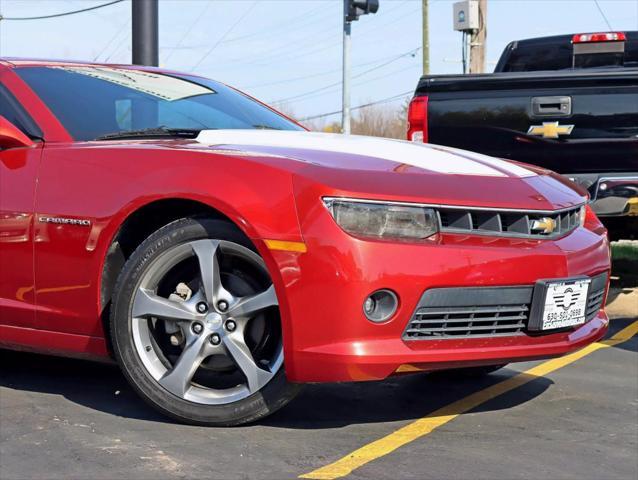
xmin=527 ymin=122 xmax=574 ymax=139
xmin=530 ymin=217 xmax=556 ymax=234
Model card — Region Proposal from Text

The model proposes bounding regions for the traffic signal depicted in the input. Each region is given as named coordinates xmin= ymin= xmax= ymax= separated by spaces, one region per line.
xmin=346 ymin=0 xmax=379 ymax=22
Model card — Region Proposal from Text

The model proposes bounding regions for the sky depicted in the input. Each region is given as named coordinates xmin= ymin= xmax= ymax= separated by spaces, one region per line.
xmin=0 ymin=0 xmax=637 ymax=123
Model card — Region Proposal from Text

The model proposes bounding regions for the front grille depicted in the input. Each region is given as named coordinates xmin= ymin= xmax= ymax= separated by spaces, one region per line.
xmin=437 ymin=205 xmax=583 ymax=239
xmin=403 ymin=272 xmax=608 ymax=340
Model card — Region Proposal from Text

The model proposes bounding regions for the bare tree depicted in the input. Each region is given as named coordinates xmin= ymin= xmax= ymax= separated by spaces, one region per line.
xmin=351 ymin=103 xmax=406 ymax=139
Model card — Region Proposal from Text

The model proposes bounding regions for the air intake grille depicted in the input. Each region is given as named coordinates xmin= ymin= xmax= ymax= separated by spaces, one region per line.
xmin=403 ymin=272 xmax=608 ymax=340
xmin=585 ymin=274 xmax=607 ymax=321
xmin=405 ymin=304 xmax=529 ymax=339
xmin=437 ymin=205 xmax=583 ymax=239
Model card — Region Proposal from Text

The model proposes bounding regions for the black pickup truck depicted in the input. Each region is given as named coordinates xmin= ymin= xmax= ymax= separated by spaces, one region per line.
xmin=408 ymin=31 xmax=638 ymax=239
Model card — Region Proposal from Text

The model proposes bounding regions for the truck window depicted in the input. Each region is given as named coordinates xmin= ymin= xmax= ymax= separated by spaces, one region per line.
xmin=498 ymin=41 xmax=572 ymax=72
xmin=496 ymin=32 xmax=638 ymax=72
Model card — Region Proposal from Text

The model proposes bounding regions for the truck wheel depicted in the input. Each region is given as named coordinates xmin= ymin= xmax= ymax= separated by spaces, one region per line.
xmin=111 ymin=217 xmax=301 ymax=426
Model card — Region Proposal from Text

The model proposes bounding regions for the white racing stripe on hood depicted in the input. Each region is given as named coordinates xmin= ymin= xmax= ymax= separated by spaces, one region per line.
xmin=195 ymin=130 xmax=536 ymax=178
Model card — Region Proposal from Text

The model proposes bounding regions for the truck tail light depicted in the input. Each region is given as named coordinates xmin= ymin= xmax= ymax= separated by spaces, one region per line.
xmin=407 ymin=96 xmax=428 ymax=143
xmin=572 ymin=32 xmax=626 ymax=43
xmin=583 ymin=204 xmax=606 ymax=234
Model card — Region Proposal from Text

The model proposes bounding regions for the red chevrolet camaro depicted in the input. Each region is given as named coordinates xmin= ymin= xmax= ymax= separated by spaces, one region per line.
xmin=0 ymin=60 xmax=611 ymax=425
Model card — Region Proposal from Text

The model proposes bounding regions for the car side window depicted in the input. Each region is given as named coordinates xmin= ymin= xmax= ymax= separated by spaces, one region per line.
xmin=0 ymin=83 xmax=42 ymax=138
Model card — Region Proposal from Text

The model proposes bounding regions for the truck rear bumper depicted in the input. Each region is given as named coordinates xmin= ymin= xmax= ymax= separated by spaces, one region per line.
xmin=565 ymin=172 xmax=638 ymax=217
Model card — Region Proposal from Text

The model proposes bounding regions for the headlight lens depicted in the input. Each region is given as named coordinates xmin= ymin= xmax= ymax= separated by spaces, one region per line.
xmin=324 ymin=198 xmax=438 ymax=240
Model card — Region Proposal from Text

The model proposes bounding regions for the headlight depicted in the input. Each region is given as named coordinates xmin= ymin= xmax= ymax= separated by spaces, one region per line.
xmin=323 ymin=198 xmax=439 ymax=240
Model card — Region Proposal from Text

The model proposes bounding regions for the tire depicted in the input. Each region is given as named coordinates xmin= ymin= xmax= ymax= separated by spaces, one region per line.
xmin=430 ymin=364 xmax=507 ymax=379
xmin=110 ymin=217 xmax=301 ymax=426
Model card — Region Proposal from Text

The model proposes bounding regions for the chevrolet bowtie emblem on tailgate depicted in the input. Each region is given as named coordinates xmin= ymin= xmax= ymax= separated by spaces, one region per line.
xmin=527 ymin=122 xmax=574 ymax=139
xmin=530 ymin=217 xmax=557 ymax=234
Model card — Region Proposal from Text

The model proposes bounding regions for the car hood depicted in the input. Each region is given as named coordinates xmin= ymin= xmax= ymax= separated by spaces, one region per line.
xmin=191 ymin=130 xmax=586 ymax=211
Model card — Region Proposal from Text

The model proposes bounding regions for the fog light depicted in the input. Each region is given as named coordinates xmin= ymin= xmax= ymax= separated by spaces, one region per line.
xmin=363 ymin=290 xmax=398 ymax=323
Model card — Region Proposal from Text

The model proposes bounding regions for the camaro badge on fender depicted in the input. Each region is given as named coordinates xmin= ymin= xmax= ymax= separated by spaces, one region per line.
xmin=527 ymin=122 xmax=574 ymax=139
xmin=39 ymin=216 xmax=91 ymax=226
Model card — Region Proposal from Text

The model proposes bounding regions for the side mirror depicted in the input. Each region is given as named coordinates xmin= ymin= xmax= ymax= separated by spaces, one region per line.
xmin=0 ymin=116 xmax=34 ymax=149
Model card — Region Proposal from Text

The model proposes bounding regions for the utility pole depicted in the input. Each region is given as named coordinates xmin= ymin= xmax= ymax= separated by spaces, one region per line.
xmin=132 ymin=0 xmax=159 ymax=66
xmin=342 ymin=0 xmax=379 ymax=134
xmin=469 ymin=0 xmax=486 ymax=73
xmin=422 ymin=0 xmax=429 ymax=74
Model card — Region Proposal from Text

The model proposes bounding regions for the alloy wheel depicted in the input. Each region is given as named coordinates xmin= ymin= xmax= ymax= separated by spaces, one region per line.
xmin=130 ymin=239 xmax=283 ymax=405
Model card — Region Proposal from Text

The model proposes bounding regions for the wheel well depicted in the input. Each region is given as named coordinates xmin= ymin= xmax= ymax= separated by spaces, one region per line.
xmin=100 ymin=199 xmax=235 ymax=352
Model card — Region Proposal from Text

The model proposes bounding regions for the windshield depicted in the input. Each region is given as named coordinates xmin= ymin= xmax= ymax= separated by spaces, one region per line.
xmin=16 ymin=66 xmax=302 ymax=141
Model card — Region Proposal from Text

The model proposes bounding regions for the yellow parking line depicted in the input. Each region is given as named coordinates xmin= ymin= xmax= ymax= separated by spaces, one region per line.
xmin=300 ymin=321 xmax=638 ymax=480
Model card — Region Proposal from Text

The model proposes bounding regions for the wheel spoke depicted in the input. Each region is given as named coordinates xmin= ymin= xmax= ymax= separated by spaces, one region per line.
xmin=191 ymin=240 xmax=231 ymax=304
xmin=159 ymin=332 xmax=209 ymax=397
xmin=133 ymin=288 xmax=198 ymax=322
xmin=223 ymin=331 xmax=274 ymax=393
xmin=230 ymin=284 xmax=278 ymax=319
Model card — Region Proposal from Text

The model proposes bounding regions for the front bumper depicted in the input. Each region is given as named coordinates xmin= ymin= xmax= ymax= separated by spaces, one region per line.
xmin=266 ymin=192 xmax=611 ymax=384
xmin=287 ymin=313 xmax=608 ymax=382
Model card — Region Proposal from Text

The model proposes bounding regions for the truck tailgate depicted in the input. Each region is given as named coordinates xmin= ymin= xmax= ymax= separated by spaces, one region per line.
xmin=419 ymin=70 xmax=638 ymax=175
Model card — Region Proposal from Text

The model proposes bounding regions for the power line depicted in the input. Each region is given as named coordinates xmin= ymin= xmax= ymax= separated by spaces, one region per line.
xmin=103 ymin=23 xmax=131 ymax=63
xmin=190 ymin=0 xmax=258 ymax=72
xmin=277 ymin=63 xmax=418 ymax=106
xmin=93 ymin=19 xmax=129 ymax=62
xmin=593 ymin=0 xmax=613 ymax=30
xmin=220 ymin=5 xmax=329 ymax=45
xmin=164 ymin=0 xmax=213 ymax=64
xmin=270 ymin=47 xmax=420 ymax=104
xmin=0 ymin=0 xmax=123 ymax=21
xmin=299 ymin=90 xmax=413 ymax=122
xmin=218 ymin=3 xmax=419 ymax=72
xmin=242 ymin=50 xmax=420 ymax=90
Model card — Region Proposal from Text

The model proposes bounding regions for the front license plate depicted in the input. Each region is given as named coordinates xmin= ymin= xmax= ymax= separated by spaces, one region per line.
xmin=540 ymin=279 xmax=591 ymax=330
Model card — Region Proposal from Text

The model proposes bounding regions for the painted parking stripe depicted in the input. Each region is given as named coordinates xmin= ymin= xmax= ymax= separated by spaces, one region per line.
xmin=300 ymin=320 xmax=638 ymax=480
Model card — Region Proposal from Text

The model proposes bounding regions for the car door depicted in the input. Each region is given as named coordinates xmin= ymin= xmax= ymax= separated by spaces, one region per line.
xmin=0 ymin=79 xmax=42 ymax=330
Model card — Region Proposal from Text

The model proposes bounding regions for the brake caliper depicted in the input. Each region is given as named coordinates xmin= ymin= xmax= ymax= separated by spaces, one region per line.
xmin=166 ymin=282 xmax=193 ymax=344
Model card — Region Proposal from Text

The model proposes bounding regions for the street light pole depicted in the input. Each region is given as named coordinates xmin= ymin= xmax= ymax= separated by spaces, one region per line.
xmin=341 ymin=0 xmax=379 ymax=134
xmin=132 ymin=0 xmax=158 ymax=66
xmin=342 ymin=4 xmax=352 ymax=134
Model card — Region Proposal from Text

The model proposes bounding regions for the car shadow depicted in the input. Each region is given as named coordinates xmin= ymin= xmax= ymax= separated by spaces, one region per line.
xmin=0 ymin=349 xmax=166 ymax=423
xmin=604 ymin=317 xmax=638 ymax=354
xmin=264 ymin=370 xmax=552 ymax=430
xmin=0 ymin=348 xmax=553 ymax=429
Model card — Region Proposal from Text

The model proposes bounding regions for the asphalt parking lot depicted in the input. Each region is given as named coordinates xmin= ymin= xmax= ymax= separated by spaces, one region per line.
xmin=1 ymin=287 xmax=636 ymax=480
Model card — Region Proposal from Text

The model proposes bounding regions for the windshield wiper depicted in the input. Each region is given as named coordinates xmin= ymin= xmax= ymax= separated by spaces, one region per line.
xmin=94 ymin=126 xmax=202 ymax=141
xmin=252 ymin=125 xmax=281 ymax=130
